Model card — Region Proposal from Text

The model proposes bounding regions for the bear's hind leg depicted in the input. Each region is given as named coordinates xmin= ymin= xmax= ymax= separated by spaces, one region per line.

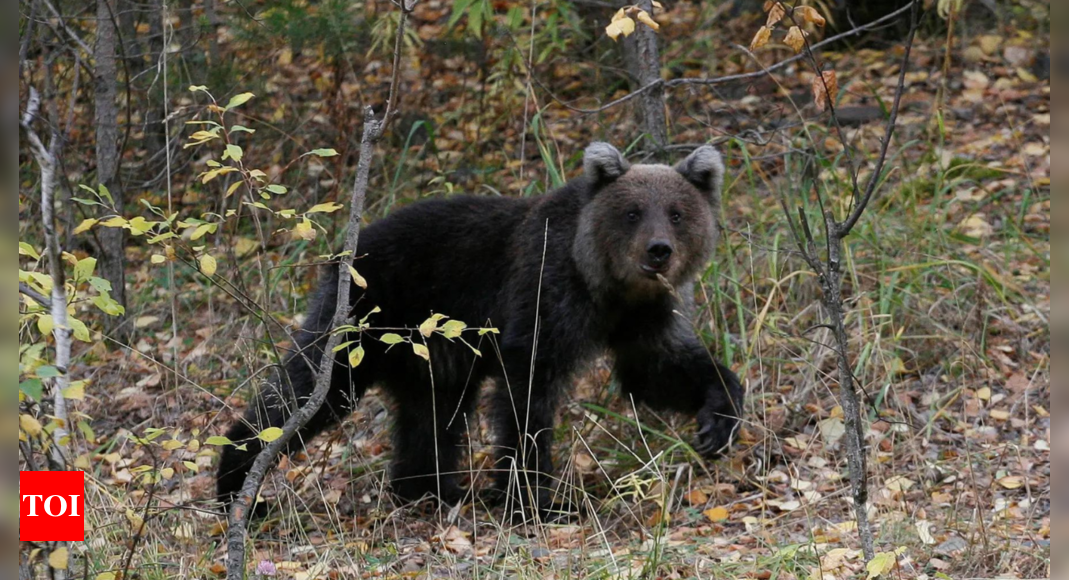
xmin=388 ymin=380 xmax=478 ymax=506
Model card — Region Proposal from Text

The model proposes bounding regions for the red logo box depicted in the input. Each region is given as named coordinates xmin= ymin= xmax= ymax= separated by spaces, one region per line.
xmin=20 ymin=471 xmax=85 ymax=542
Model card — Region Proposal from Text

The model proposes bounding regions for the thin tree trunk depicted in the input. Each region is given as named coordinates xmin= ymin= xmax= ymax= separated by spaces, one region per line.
xmin=23 ymin=84 xmax=74 ymax=580
xmin=95 ymin=0 xmax=127 ymax=336
xmin=623 ymin=0 xmax=667 ymax=158
xmin=203 ymin=0 xmax=221 ymax=65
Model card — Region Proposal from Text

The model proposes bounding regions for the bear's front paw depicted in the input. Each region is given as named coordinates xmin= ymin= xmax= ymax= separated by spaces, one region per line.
xmin=694 ymin=403 xmax=738 ymax=458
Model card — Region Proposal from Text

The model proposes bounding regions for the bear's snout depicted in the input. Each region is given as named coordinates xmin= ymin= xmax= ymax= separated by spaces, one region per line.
xmin=642 ymin=239 xmax=674 ymax=274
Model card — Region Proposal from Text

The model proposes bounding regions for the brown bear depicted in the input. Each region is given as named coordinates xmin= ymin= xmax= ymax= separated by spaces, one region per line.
xmin=217 ymin=142 xmax=744 ymax=519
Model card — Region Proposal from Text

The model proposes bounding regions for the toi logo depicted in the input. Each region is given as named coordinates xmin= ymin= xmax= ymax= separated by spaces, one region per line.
xmin=20 ymin=471 xmax=85 ymax=542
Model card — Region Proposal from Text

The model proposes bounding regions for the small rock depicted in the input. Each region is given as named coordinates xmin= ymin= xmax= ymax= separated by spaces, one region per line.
xmin=1004 ymin=46 xmax=1035 ymax=67
xmin=935 ymin=536 xmax=969 ymax=557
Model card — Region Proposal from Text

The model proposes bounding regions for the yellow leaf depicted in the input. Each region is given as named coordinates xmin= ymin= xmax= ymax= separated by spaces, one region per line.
xmin=419 ymin=313 xmax=447 ymax=338
xmin=866 ymin=548 xmax=906 ymax=579
xmin=605 ymin=16 xmax=636 ymax=41
xmin=151 ymin=254 xmax=167 ymax=264
xmin=997 ymin=475 xmax=1024 ymax=489
xmin=348 ymin=345 xmax=365 ymax=368
xmin=293 ymin=219 xmax=317 ymax=241
xmin=349 ymin=265 xmax=368 ymax=290
xmin=750 ymin=26 xmax=772 ymax=52
xmin=766 ymin=2 xmax=786 ymax=26
xmin=20 ymin=414 xmax=43 ymax=437
xmin=62 ymin=382 xmax=85 ymax=401
xmin=703 ymin=506 xmax=729 ymax=522
xmin=200 ymin=254 xmax=217 ymax=276
xmin=48 ymin=548 xmax=69 ymax=570
xmin=38 ymin=314 xmax=54 ymax=336
xmin=225 ymin=181 xmax=243 ymax=198
xmin=797 ymin=5 xmax=827 ymax=27
xmin=412 ymin=343 xmax=430 ymax=361
xmin=258 ymin=427 xmax=284 ymax=443
xmin=126 ymin=509 xmax=145 ymax=533
xmin=73 ymin=218 xmax=99 ymax=235
xmin=101 ymin=216 xmax=128 ymax=228
xmin=160 ymin=467 xmax=175 ymax=480
xmin=307 ymin=202 xmax=343 ymax=214
xmin=162 ymin=439 xmax=184 ymax=451
xmin=635 ymin=10 xmax=659 ymax=31
xmin=784 ymin=26 xmax=808 ymax=53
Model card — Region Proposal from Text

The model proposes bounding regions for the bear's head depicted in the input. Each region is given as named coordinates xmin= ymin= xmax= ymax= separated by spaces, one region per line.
xmin=573 ymin=142 xmax=725 ymax=303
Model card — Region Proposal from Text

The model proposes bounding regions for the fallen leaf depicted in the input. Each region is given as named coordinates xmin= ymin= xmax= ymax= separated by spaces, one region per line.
xmin=703 ymin=506 xmax=729 ymax=522
xmin=48 ymin=548 xmax=69 ymax=570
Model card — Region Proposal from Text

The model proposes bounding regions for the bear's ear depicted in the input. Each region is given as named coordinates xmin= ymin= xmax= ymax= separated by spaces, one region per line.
xmin=583 ymin=142 xmax=631 ymax=184
xmin=674 ymin=145 xmax=725 ymax=203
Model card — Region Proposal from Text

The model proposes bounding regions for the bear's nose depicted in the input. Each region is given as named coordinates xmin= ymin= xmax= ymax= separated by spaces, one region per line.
xmin=646 ymin=241 xmax=673 ymax=264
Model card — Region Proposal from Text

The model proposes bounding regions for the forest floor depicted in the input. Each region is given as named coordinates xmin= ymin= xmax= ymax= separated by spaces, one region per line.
xmin=23 ymin=2 xmax=1049 ymax=579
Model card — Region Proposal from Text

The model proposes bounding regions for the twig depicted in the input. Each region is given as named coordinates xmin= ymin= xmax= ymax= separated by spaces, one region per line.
xmin=520 ymin=2 xmax=917 ymax=116
xmin=39 ymin=0 xmax=94 ymax=55
xmin=223 ymin=3 xmax=417 ymax=579
xmin=20 ymin=283 xmax=51 ymax=308
xmin=837 ymin=0 xmax=921 ymax=236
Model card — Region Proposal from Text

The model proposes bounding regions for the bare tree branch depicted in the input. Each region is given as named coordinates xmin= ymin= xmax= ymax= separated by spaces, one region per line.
xmin=776 ymin=0 xmax=923 ymax=562
xmin=520 ymin=2 xmax=917 ymax=116
xmin=223 ymin=3 xmax=417 ymax=578
xmin=838 ymin=0 xmax=922 ymax=236
xmin=20 ymin=283 xmax=51 ymax=308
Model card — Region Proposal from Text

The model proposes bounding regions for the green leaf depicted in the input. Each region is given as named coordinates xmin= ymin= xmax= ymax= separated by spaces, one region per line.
xmin=189 ymin=85 xmax=209 ymax=93
xmin=36 ymin=365 xmax=61 ymax=378
xmin=225 ymin=92 xmax=255 ymax=110
xmin=88 ymin=277 xmax=113 ymax=293
xmin=69 ymin=318 xmax=91 ymax=342
xmin=205 ymin=436 xmax=234 ymax=446
xmin=37 ymin=315 xmax=54 ymax=336
xmin=223 ymin=144 xmax=244 ymax=162
xmin=332 ymin=341 xmax=357 ymax=353
xmin=380 ymin=333 xmax=405 ymax=345
xmin=19 ymin=242 xmax=41 ymax=260
xmin=74 ymin=257 xmax=97 ymax=281
xmin=309 ymin=148 xmax=339 ymax=157
xmin=230 ymin=125 xmax=256 ymax=134
xmin=98 ymin=184 xmax=114 ymax=205
xmin=412 ymin=343 xmax=430 ymax=361
xmin=93 ymin=295 xmax=126 ymax=316
xmin=477 ymin=327 xmax=500 ymax=336
xmin=20 ymin=379 xmax=44 ymax=401
xmin=440 ymin=320 xmax=467 ymax=339
xmin=265 ymin=184 xmax=288 ymax=195
xmin=866 ymin=548 xmax=906 ymax=579
xmin=257 ymin=427 xmax=284 ymax=443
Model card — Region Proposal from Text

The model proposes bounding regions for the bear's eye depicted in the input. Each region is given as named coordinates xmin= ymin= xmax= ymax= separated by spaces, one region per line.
xmin=626 ymin=210 xmax=642 ymax=223
xmin=670 ymin=211 xmax=683 ymax=224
